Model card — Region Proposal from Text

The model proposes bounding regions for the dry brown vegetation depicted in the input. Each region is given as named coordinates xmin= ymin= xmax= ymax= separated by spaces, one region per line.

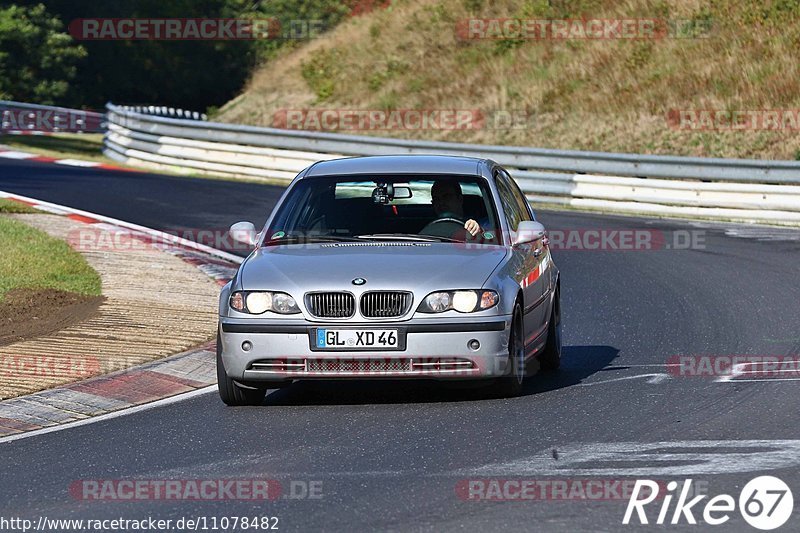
xmin=217 ymin=0 xmax=800 ymax=160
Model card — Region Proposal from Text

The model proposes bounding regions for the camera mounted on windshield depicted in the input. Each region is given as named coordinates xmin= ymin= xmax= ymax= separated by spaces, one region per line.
xmin=372 ymin=181 xmax=412 ymax=204
xmin=372 ymin=181 xmax=394 ymax=204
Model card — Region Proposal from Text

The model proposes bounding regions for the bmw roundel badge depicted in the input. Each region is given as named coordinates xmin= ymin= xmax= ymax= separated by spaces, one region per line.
xmin=352 ymin=277 xmax=366 ymax=286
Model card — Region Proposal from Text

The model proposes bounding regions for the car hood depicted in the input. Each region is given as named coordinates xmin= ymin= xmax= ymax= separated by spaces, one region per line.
xmin=239 ymin=243 xmax=508 ymax=293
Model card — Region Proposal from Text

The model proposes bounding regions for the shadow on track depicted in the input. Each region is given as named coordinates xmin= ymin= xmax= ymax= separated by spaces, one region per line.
xmin=523 ymin=344 xmax=619 ymax=395
xmin=259 ymin=345 xmax=618 ymax=406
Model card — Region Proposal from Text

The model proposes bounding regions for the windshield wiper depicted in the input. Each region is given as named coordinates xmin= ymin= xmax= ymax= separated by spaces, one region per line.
xmin=356 ymin=233 xmax=460 ymax=243
xmin=263 ymin=234 xmax=363 ymax=245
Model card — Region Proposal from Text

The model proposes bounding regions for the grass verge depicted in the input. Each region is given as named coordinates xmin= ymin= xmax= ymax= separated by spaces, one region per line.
xmin=0 ymin=133 xmax=108 ymax=163
xmin=0 ymin=199 xmax=40 ymax=214
xmin=0 ymin=215 xmax=102 ymax=302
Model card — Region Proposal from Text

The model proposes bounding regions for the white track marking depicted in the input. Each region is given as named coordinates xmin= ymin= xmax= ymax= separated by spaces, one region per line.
xmin=0 ymin=386 xmax=216 ymax=445
xmin=719 ymin=378 xmax=800 ymax=383
xmin=0 ymin=150 xmax=37 ymax=159
xmin=716 ymin=361 xmax=800 ymax=383
xmin=603 ymin=363 xmax=684 ymax=368
xmin=578 ymin=373 xmax=672 ymax=386
xmin=54 ymin=159 xmax=101 ymax=167
xmin=465 ymin=440 xmax=800 ymax=476
xmin=716 ymin=362 xmax=746 ymax=382
xmin=735 ymin=369 xmax=800 ymax=375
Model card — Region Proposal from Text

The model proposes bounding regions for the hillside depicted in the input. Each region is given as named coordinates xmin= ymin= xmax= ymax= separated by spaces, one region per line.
xmin=216 ymin=0 xmax=800 ymax=160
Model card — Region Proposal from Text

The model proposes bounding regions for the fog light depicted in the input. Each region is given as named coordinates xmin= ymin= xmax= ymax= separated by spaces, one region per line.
xmin=241 ymin=341 xmax=253 ymax=352
xmin=468 ymin=339 xmax=480 ymax=351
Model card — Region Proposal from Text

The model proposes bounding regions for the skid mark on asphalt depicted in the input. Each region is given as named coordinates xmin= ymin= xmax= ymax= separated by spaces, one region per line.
xmin=580 ymin=362 xmax=800 ymax=385
xmin=723 ymin=227 xmax=800 ymax=242
xmin=683 ymin=220 xmax=800 ymax=243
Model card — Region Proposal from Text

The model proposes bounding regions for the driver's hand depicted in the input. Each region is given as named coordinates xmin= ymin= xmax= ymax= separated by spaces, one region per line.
xmin=464 ymin=219 xmax=482 ymax=237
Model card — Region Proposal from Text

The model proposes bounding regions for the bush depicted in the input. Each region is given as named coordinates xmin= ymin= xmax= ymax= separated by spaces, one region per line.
xmin=301 ymin=48 xmax=341 ymax=101
xmin=0 ymin=3 xmax=86 ymax=104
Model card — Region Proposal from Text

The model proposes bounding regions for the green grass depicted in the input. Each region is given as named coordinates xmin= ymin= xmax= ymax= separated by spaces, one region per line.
xmin=0 ymin=199 xmax=40 ymax=214
xmin=0 ymin=216 xmax=102 ymax=301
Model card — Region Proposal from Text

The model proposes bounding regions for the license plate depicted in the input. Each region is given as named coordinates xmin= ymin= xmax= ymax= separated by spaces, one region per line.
xmin=315 ymin=329 xmax=399 ymax=350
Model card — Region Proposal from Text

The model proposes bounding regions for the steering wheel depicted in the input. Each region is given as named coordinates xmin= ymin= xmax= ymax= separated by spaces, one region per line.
xmin=424 ymin=217 xmax=471 ymax=241
xmin=427 ymin=217 xmax=464 ymax=228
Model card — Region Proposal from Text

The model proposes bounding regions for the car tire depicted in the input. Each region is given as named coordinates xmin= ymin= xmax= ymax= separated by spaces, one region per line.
xmin=216 ymin=330 xmax=267 ymax=406
xmin=539 ymin=288 xmax=562 ymax=371
xmin=491 ymin=303 xmax=525 ymax=397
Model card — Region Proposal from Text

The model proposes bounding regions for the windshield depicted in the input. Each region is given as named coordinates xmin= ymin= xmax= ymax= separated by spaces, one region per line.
xmin=265 ymin=175 xmax=502 ymax=245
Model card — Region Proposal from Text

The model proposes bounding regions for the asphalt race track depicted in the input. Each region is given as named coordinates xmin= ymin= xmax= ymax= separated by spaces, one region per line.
xmin=1 ymin=158 xmax=800 ymax=531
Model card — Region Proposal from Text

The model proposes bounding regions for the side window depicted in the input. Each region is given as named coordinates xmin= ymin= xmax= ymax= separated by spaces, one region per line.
xmin=495 ymin=171 xmax=523 ymax=231
xmin=502 ymin=170 xmax=534 ymax=222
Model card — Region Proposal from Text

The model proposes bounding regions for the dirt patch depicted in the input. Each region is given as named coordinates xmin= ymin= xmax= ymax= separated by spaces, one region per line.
xmin=0 ymin=289 xmax=105 ymax=347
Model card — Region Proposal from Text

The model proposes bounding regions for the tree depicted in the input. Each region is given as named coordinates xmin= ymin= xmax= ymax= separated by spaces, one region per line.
xmin=2 ymin=1 xmax=368 ymax=110
xmin=0 ymin=3 xmax=86 ymax=104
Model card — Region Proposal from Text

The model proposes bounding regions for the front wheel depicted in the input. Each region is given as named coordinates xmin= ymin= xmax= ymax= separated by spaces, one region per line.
xmin=539 ymin=289 xmax=562 ymax=371
xmin=216 ymin=330 xmax=267 ymax=406
xmin=491 ymin=303 xmax=525 ymax=397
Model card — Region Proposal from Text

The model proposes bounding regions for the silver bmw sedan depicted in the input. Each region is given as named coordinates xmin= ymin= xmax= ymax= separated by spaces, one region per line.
xmin=217 ymin=155 xmax=561 ymax=405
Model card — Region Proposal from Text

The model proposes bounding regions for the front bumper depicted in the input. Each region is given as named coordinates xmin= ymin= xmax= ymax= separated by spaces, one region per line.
xmin=219 ymin=317 xmax=512 ymax=381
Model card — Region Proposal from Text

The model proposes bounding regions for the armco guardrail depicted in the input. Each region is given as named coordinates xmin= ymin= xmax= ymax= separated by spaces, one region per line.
xmin=115 ymin=105 xmax=207 ymax=121
xmin=104 ymin=103 xmax=800 ymax=226
xmin=0 ymin=100 xmax=105 ymax=134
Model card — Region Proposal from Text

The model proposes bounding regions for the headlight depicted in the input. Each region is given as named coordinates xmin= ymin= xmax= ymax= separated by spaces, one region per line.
xmin=452 ymin=291 xmax=478 ymax=313
xmin=229 ymin=291 xmax=300 ymax=314
xmin=417 ymin=290 xmax=498 ymax=313
xmin=423 ymin=292 xmax=452 ymax=313
xmin=246 ymin=292 xmax=272 ymax=314
xmin=272 ymin=292 xmax=298 ymax=314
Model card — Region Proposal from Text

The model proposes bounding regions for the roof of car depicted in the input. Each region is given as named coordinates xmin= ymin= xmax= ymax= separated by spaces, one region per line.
xmin=303 ymin=155 xmax=490 ymax=177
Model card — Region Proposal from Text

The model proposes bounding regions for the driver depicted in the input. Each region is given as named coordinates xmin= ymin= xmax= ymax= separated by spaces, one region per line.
xmin=420 ymin=179 xmax=483 ymax=238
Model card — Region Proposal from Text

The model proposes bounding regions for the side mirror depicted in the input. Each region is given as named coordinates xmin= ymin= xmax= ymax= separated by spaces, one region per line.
xmin=230 ymin=221 xmax=258 ymax=247
xmin=513 ymin=220 xmax=546 ymax=246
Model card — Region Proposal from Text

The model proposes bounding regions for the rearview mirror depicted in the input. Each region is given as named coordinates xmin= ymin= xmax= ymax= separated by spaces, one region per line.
xmin=393 ymin=186 xmax=412 ymax=199
xmin=372 ymin=183 xmax=412 ymax=203
xmin=230 ymin=221 xmax=258 ymax=247
xmin=513 ymin=221 xmax=546 ymax=246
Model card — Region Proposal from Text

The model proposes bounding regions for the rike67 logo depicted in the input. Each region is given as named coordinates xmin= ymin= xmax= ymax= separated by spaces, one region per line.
xmin=624 ymin=476 xmax=793 ymax=530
